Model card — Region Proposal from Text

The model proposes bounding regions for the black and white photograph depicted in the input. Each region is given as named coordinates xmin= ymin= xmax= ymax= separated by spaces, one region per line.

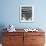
xmin=20 ymin=5 xmax=34 ymax=22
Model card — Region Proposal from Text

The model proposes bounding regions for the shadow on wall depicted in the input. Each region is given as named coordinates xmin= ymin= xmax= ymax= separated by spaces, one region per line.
xmin=0 ymin=24 xmax=7 ymax=43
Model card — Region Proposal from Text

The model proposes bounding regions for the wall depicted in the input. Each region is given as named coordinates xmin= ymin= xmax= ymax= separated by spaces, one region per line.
xmin=0 ymin=0 xmax=46 ymax=29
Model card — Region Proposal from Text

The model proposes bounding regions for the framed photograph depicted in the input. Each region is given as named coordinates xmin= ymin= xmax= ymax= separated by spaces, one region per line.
xmin=20 ymin=5 xmax=34 ymax=22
